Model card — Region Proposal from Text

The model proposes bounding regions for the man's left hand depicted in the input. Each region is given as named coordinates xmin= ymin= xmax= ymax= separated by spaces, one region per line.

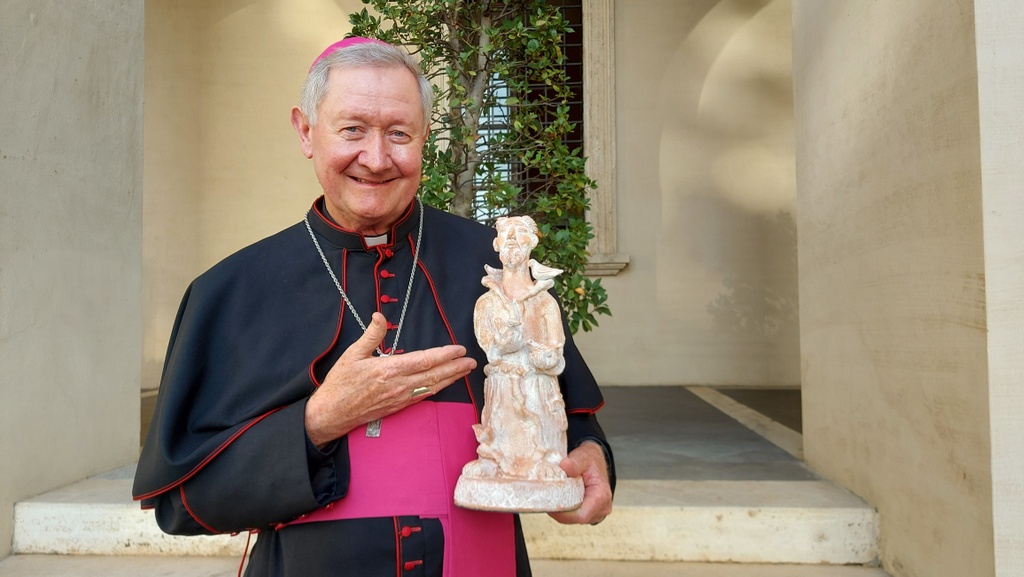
xmin=547 ymin=441 xmax=613 ymax=525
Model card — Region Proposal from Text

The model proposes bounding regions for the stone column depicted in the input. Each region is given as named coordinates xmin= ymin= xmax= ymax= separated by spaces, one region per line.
xmin=0 ymin=1 xmax=144 ymax=560
xmin=975 ymin=1 xmax=1024 ymax=575
xmin=793 ymin=1 xmax=994 ymax=576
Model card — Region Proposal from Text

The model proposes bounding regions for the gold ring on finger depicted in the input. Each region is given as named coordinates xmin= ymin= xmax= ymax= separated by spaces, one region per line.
xmin=411 ymin=386 xmax=432 ymax=398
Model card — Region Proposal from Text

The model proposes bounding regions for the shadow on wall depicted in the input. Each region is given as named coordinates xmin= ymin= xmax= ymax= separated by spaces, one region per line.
xmin=654 ymin=0 xmax=799 ymax=383
xmin=706 ymin=210 xmax=798 ymax=339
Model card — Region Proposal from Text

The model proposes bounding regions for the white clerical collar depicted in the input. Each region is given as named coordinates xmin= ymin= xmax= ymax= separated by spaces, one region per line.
xmin=364 ymin=233 xmax=389 ymax=247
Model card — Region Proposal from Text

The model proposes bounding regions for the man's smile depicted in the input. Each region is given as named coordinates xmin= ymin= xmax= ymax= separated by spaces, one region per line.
xmin=350 ymin=176 xmax=396 ymax=185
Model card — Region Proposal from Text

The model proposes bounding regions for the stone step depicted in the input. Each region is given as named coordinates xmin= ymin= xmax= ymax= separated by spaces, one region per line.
xmin=0 ymin=555 xmax=890 ymax=577
xmin=12 ymin=465 xmax=878 ymax=565
xmin=522 ymin=479 xmax=877 ymax=564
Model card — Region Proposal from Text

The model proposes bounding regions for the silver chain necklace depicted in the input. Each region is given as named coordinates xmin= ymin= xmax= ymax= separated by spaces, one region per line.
xmin=303 ymin=199 xmax=424 ymax=358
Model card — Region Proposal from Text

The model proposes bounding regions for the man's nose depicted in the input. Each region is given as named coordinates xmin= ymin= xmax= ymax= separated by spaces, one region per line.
xmin=358 ymin=133 xmax=393 ymax=172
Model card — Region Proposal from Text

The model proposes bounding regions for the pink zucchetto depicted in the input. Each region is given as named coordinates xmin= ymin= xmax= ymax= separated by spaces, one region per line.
xmin=309 ymin=36 xmax=392 ymax=72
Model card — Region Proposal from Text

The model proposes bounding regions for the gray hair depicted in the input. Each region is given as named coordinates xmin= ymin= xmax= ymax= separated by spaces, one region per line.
xmin=299 ymin=41 xmax=433 ymax=129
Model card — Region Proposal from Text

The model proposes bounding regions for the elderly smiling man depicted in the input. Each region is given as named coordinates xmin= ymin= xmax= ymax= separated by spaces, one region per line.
xmin=134 ymin=37 xmax=614 ymax=577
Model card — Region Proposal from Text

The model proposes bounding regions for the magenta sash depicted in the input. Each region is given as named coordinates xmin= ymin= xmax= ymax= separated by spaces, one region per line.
xmin=291 ymin=401 xmax=515 ymax=577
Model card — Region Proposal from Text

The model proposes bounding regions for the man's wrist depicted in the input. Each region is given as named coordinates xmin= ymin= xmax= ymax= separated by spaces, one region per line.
xmin=572 ymin=436 xmax=612 ymax=472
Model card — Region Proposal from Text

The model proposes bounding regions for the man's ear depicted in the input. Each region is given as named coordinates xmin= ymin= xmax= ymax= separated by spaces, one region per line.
xmin=291 ymin=107 xmax=314 ymax=159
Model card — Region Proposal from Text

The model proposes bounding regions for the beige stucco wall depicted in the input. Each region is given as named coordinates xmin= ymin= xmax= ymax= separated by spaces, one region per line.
xmin=975 ymin=1 xmax=1024 ymax=575
xmin=144 ymin=0 xmax=800 ymax=388
xmin=575 ymin=0 xmax=800 ymax=386
xmin=0 ymin=1 xmax=144 ymax=560
xmin=793 ymin=2 xmax=994 ymax=576
xmin=142 ymin=0 xmax=203 ymax=391
xmin=143 ymin=0 xmax=366 ymax=389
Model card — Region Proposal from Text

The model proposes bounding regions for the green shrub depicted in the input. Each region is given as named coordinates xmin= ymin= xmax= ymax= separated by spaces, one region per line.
xmin=350 ymin=0 xmax=610 ymax=333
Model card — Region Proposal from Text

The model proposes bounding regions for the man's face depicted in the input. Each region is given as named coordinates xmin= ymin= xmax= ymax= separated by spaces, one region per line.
xmin=496 ymin=221 xmax=537 ymax=268
xmin=293 ymin=65 xmax=427 ymax=235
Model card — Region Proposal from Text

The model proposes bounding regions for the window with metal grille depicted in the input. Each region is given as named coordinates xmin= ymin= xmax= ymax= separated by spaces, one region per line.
xmin=472 ymin=0 xmax=585 ymax=224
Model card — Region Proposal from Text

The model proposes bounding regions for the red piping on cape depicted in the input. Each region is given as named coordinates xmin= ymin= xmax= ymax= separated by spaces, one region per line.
xmin=134 ymin=406 xmax=286 ymax=502
xmin=311 ymin=197 xmax=414 ymax=252
xmin=414 ymin=244 xmax=478 ymax=414
xmin=308 ymin=249 xmax=350 ymax=388
xmin=568 ymin=399 xmax=604 ymax=415
xmin=179 ymin=484 xmax=220 ymax=534
xmin=236 ymin=531 xmax=253 ymax=577
xmin=372 ymin=246 xmax=385 ymax=347
xmin=392 ymin=517 xmax=401 ymax=577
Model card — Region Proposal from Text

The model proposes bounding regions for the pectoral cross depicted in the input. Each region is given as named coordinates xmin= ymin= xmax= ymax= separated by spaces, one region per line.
xmin=366 ymin=418 xmax=382 ymax=438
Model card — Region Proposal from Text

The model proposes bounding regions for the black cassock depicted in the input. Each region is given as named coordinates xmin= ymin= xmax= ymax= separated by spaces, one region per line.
xmin=133 ymin=199 xmax=614 ymax=577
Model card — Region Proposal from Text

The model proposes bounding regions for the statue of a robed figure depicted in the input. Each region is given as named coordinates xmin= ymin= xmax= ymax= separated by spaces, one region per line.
xmin=453 ymin=216 xmax=585 ymax=512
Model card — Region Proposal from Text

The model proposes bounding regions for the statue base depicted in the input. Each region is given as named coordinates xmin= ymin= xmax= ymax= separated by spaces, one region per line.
xmin=453 ymin=475 xmax=585 ymax=513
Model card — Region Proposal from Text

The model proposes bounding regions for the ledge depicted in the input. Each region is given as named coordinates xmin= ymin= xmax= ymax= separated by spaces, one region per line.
xmin=585 ymin=253 xmax=630 ymax=276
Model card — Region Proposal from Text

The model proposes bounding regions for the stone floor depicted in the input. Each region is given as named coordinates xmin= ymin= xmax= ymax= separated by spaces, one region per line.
xmin=599 ymin=386 xmax=814 ymax=481
xmin=718 ymin=387 xmax=802 ymax=433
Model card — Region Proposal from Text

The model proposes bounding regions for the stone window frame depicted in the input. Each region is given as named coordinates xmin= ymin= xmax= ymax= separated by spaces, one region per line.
xmin=583 ymin=0 xmax=629 ymax=275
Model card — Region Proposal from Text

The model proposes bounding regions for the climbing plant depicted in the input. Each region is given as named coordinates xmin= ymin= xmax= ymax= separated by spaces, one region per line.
xmin=349 ymin=0 xmax=610 ymax=333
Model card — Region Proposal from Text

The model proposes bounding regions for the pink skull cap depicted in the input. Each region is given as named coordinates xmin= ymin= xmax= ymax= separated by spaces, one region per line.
xmin=309 ymin=36 xmax=392 ymax=72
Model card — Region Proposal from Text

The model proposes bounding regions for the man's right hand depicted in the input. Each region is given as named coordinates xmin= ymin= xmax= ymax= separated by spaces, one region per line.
xmin=304 ymin=312 xmax=477 ymax=448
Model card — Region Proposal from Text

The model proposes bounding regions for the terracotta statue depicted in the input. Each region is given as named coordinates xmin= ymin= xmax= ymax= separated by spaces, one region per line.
xmin=454 ymin=216 xmax=585 ymax=512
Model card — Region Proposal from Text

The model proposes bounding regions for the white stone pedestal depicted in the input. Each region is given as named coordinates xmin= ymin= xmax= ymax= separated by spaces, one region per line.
xmin=454 ymin=476 xmax=584 ymax=513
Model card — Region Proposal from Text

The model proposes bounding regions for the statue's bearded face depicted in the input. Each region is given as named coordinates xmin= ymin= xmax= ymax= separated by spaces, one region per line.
xmin=496 ymin=220 xmax=537 ymax=268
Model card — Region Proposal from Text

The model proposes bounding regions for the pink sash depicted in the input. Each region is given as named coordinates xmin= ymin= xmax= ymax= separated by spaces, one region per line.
xmin=291 ymin=402 xmax=515 ymax=577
